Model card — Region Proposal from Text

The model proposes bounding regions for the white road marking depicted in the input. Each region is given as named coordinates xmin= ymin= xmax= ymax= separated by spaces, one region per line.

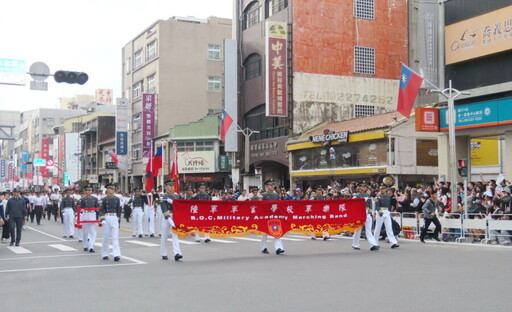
xmin=231 ymin=237 xmax=262 ymax=242
xmin=6 ymin=246 xmax=32 ymax=254
xmin=172 ymin=240 xmax=199 ymax=245
xmin=48 ymin=244 xmax=77 ymax=251
xmin=94 ymin=242 xmax=113 ymax=249
xmin=25 ymin=226 xmax=66 ymax=241
xmin=0 ymin=254 xmax=96 ymax=262
xmin=126 ymin=240 xmax=159 ymax=247
xmin=208 ymin=238 xmax=237 ymax=244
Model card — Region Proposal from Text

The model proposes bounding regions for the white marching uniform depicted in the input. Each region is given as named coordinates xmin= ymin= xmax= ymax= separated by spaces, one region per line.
xmin=60 ymin=195 xmax=76 ymax=237
xmin=373 ymin=194 xmax=399 ymax=248
xmin=99 ymin=195 xmax=122 ymax=259
xmin=160 ymin=193 xmax=182 ymax=260
xmin=143 ymin=193 xmax=155 ymax=235
xmin=352 ymin=194 xmax=378 ymax=250
xmin=130 ymin=194 xmax=146 ymax=236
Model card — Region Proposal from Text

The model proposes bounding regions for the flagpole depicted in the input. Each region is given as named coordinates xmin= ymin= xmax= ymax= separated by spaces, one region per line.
xmin=161 ymin=140 xmax=165 ymax=192
xmin=150 ymin=140 xmax=153 ymax=191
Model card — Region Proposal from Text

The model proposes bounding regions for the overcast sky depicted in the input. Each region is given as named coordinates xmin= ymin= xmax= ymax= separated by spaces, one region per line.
xmin=0 ymin=0 xmax=233 ymax=112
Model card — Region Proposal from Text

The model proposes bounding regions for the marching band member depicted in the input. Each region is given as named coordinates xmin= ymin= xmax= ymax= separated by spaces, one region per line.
xmin=373 ymin=186 xmax=399 ymax=249
xmin=260 ymin=179 xmax=285 ymax=255
xmin=352 ymin=183 xmax=379 ymax=251
xmin=60 ymin=189 xmax=76 ymax=238
xmin=143 ymin=191 xmax=156 ymax=237
xmin=77 ymin=186 xmax=99 ymax=253
xmin=159 ymin=179 xmax=183 ymax=261
xmin=192 ymin=184 xmax=211 ymax=243
xmin=99 ymin=184 xmax=122 ymax=261
xmin=130 ymin=188 xmax=146 ymax=238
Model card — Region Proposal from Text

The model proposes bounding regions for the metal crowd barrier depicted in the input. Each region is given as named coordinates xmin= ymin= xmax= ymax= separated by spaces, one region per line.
xmin=392 ymin=211 xmax=512 ymax=245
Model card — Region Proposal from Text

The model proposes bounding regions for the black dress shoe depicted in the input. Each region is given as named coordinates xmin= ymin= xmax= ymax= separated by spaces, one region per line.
xmin=311 ymin=237 xmax=317 ymax=240
xmin=138 ymin=234 xmax=143 ymax=238
xmin=132 ymin=235 xmax=136 ymax=237
xmin=150 ymin=234 xmax=155 ymax=237
xmin=391 ymin=244 xmax=399 ymax=249
xmin=114 ymin=256 xmax=120 ymax=262
xmin=261 ymin=248 xmax=269 ymax=254
xmin=69 ymin=235 xmax=74 ymax=239
xmin=420 ymin=238 xmax=425 ymax=243
xmin=84 ymin=248 xmax=88 ymax=251
xmin=352 ymin=246 xmax=361 ymax=250
xmin=276 ymin=248 xmax=285 ymax=255
xmin=63 ymin=236 xmax=67 ymax=238
xmin=174 ymin=254 xmax=183 ymax=261
xmin=323 ymin=236 xmax=330 ymax=241
xmin=15 ymin=243 xmax=19 ymax=247
xmin=205 ymin=238 xmax=211 ymax=243
xmin=433 ymin=237 xmax=441 ymax=242
xmin=370 ymin=245 xmax=380 ymax=251
xmin=103 ymin=256 xmax=109 ymax=260
xmin=162 ymin=256 xmax=169 ymax=260
xmin=9 ymin=242 xmax=14 ymax=246
xmin=78 ymin=240 xmax=83 ymax=243
xmin=89 ymin=249 xmax=95 ymax=253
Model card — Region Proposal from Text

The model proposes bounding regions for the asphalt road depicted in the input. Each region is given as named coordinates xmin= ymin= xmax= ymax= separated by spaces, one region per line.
xmin=0 ymin=218 xmax=510 ymax=312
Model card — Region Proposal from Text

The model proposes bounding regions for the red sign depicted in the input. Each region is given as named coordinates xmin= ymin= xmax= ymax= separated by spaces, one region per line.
xmin=40 ymin=139 xmax=50 ymax=178
xmin=415 ymin=107 xmax=440 ymax=132
xmin=172 ymin=199 xmax=366 ymax=238
xmin=142 ymin=94 xmax=156 ymax=158
xmin=266 ymin=21 xmax=288 ymax=117
xmin=184 ymin=174 xmax=214 ymax=182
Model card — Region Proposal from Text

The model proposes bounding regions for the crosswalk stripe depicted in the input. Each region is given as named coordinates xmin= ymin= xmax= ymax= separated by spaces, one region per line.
xmin=48 ymin=244 xmax=77 ymax=251
xmin=7 ymin=246 xmax=32 ymax=254
xmin=94 ymin=242 xmax=113 ymax=249
xmin=172 ymin=240 xmax=199 ymax=245
xmin=126 ymin=240 xmax=159 ymax=247
xmin=231 ymin=237 xmax=262 ymax=242
xmin=209 ymin=238 xmax=237 ymax=244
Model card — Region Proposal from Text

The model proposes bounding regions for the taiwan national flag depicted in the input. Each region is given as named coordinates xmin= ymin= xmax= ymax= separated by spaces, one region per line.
xmin=220 ymin=109 xmax=233 ymax=143
xmin=106 ymin=149 xmax=119 ymax=165
xmin=397 ymin=64 xmax=424 ymax=118
xmin=151 ymin=146 xmax=163 ymax=177
xmin=145 ymin=146 xmax=162 ymax=192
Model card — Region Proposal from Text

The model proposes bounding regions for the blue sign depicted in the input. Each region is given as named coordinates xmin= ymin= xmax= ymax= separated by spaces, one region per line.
xmin=0 ymin=160 xmax=5 ymax=178
xmin=440 ymin=99 xmax=504 ymax=130
xmin=116 ymin=132 xmax=128 ymax=155
xmin=0 ymin=58 xmax=26 ymax=85
xmin=21 ymin=150 xmax=29 ymax=172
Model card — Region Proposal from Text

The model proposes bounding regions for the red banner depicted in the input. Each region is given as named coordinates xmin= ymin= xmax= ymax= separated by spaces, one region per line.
xmin=172 ymin=199 xmax=366 ymax=238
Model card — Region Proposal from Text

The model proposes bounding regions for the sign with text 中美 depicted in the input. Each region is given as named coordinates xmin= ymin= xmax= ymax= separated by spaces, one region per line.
xmin=178 ymin=151 xmax=215 ymax=173
xmin=172 ymin=199 xmax=366 ymax=238
xmin=445 ymin=5 xmax=512 ymax=65
xmin=266 ymin=21 xmax=288 ymax=117
xmin=141 ymin=94 xmax=155 ymax=158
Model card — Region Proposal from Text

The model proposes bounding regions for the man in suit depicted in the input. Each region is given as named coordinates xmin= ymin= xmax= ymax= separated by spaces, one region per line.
xmin=5 ymin=188 xmax=28 ymax=246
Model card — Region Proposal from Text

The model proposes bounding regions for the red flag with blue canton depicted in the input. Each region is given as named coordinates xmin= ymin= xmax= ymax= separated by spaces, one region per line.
xmin=397 ymin=64 xmax=423 ymax=118
xmin=106 ymin=149 xmax=118 ymax=165
xmin=151 ymin=146 xmax=163 ymax=177
xmin=220 ymin=109 xmax=233 ymax=142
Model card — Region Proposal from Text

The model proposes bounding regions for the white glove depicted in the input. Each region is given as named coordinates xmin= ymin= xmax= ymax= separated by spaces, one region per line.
xmin=166 ymin=198 xmax=173 ymax=204
xmin=101 ymin=220 xmax=106 ymax=225
xmin=167 ymin=218 xmax=175 ymax=227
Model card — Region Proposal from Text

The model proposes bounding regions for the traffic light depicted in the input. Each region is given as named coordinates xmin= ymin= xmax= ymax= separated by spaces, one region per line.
xmin=458 ymin=158 xmax=468 ymax=177
xmin=54 ymin=70 xmax=89 ymax=85
xmin=23 ymin=161 xmax=33 ymax=165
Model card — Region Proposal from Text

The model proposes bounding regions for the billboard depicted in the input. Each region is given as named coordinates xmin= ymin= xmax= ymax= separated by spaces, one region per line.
xmin=265 ymin=21 xmax=288 ymax=117
xmin=65 ymin=133 xmax=81 ymax=183
xmin=142 ymin=94 xmax=156 ymax=158
xmin=445 ymin=5 xmax=512 ymax=65
xmin=96 ymin=89 xmax=113 ymax=105
xmin=178 ymin=151 xmax=215 ymax=173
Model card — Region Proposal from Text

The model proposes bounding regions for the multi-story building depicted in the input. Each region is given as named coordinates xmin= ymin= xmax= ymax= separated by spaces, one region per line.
xmin=122 ymin=16 xmax=232 ymax=188
xmin=235 ymin=0 xmax=408 ymax=187
xmin=0 ymin=110 xmax=20 ymax=189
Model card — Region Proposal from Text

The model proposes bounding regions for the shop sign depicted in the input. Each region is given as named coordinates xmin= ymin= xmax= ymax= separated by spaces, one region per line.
xmin=309 ymin=131 xmax=349 ymax=143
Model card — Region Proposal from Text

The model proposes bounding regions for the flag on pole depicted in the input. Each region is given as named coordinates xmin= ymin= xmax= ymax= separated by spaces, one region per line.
xmin=220 ymin=109 xmax=233 ymax=142
xmin=397 ymin=64 xmax=424 ymax=118
xmin=145 ymin=144 xmax=154 ymax=192
xmin=170 ymin=145 xmax=180 ymax=193
xmin=106 ymin=149 xmax=119 ymax=165
xmin=151 ymin=146 xmax=163 ymax=177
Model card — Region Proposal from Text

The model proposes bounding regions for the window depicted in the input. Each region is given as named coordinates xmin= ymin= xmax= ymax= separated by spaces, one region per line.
xmin=147 ymin=74 xmax=156 ymax=93
xmin=243 ymin=53 xmax=262 ymax=80
xmin=243 ymin=2 xmax=261 ymax=30
xmin=354 ymin=0 xmax=375 ymax=20
xmin=266 ymin=0 xmax=287 ymax=18
xmin=416 ymin=139 xmax=438 ymax=166
xmin=354 ymin=105 xmax=375 ymax=118
xmin=132 ymin=81 xmax=142 ymax=100
xmin=177 ymin=141 xmax=214 ymax=152
xmin=72 ymin=122 xmax=81 ymax=132
xmin=146 ymin=40 xmax=157 ymax=60
xmin=133 ymin=49 xmax=143 ymax=68
xmin=208 ymin=76 xmax=221 ymax=92
xmin=244 ymin=105 xmax=288 ymax=141
xmin=208 ymin=44 xmax=221 ymax=60
xmin=354 ymin=46 xmax=375 ymax=75
xmin=132 ymin=144 xmax=141 ymax=160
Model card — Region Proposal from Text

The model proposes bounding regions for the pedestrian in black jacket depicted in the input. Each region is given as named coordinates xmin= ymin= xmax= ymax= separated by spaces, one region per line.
xmin=5 ymin=189 xmax=28 ymax=246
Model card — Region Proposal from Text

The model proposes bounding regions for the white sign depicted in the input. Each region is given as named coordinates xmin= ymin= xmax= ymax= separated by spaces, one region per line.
xmin=178 ymin=151 xmax=215 ymax=173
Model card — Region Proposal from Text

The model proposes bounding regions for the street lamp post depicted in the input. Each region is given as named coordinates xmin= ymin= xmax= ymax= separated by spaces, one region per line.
xmin=235 ymin=126 xmax=260 ymax=174
xmin=432 ymin=80 xmax=470 ymax=214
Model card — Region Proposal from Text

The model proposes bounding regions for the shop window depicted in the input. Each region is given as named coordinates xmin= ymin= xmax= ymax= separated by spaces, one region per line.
xmin=416 ymin=139 xmax=438 ymax=166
